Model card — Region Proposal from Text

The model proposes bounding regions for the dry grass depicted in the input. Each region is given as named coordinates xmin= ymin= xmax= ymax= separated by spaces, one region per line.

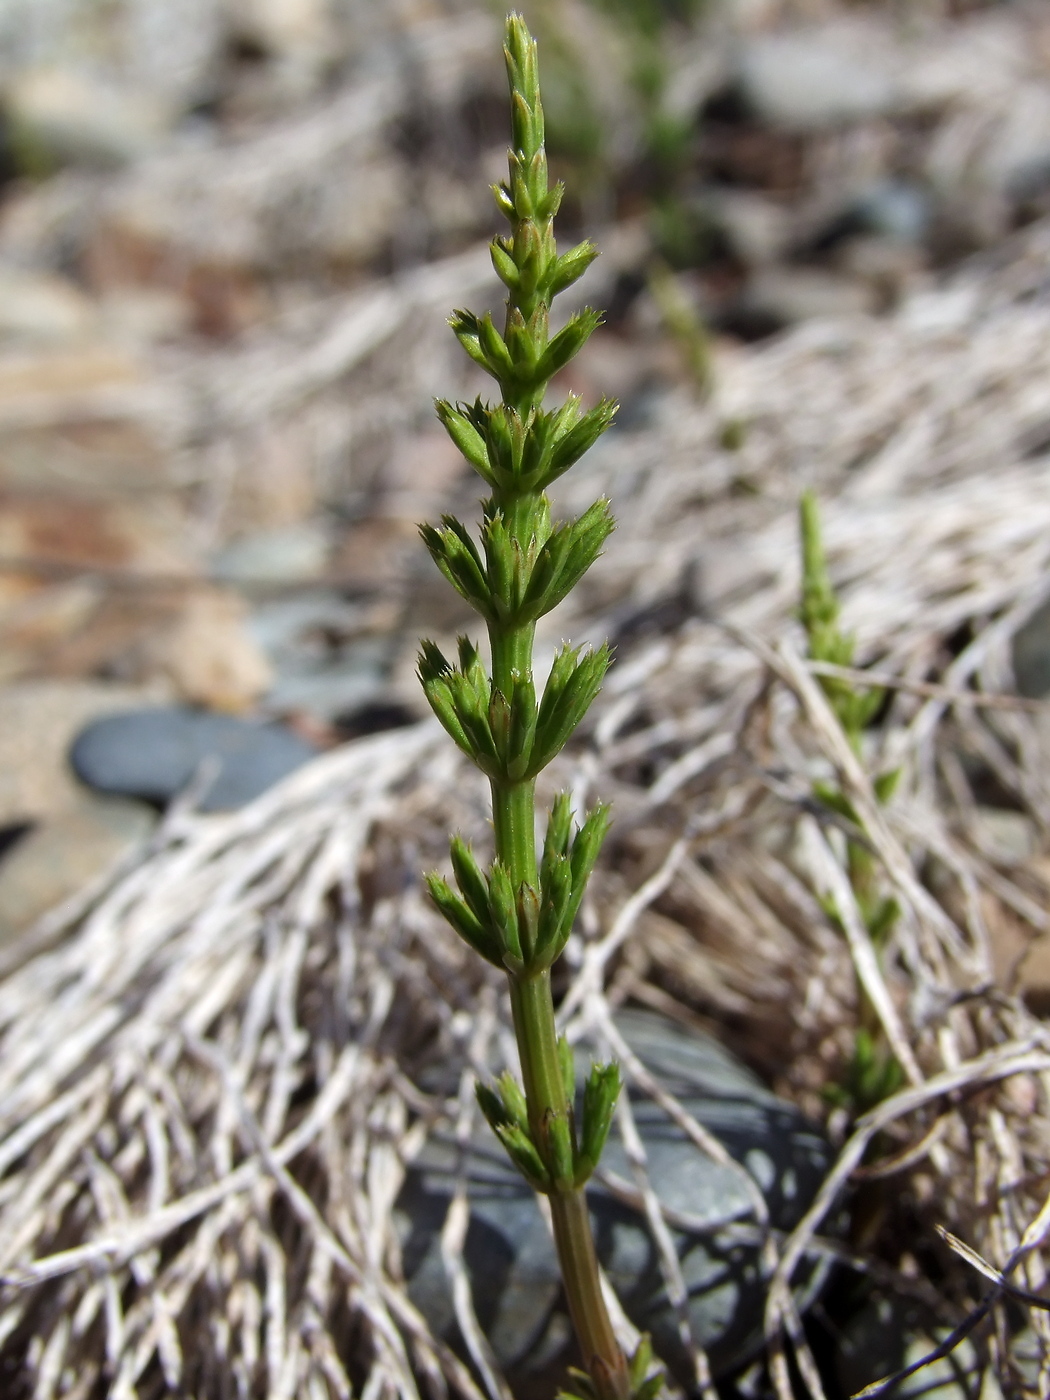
xmin=4 ymin=217 xmax=1050 ymax=1399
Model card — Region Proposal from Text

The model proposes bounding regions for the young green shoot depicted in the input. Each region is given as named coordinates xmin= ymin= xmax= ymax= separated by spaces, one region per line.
xmin=799 ymin=490 xmax=903 ymax=1114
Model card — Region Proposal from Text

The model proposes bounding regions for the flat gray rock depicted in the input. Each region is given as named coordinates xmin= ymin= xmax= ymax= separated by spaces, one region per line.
xmin=395 ymin=1009 xmax=832 ymax=1392
xmin=69 ymin=707 xmax=319 ymax=812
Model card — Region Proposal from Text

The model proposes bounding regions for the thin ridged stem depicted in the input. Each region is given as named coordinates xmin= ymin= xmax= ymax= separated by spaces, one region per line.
xmin=509 ymin=974 xmax=631 ymax=1400
xmin=490 ymin=621 xmax=534 ymax=698
xmin=490 ymin=777 xmax=536 ymax=884
xmin=489 ymin=621 xmax=538 ymax=881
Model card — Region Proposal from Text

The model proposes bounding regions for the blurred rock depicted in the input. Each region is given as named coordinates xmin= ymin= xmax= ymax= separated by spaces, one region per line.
xmin=331 ymin=517 xmax=425 ymax=594
xmin=0 ymin=0 xmax=224 ymax=115
xmin=738 ymin=26 xmax=900 ymax=132
xmin=944 ymin=84 xmax=1050 ymax=241
xmin=901 ymin=14 xmax=1027 ymax=114
xmin=0 ymin=347 xmax=144 ymax=424
xmin=248 ymin=590 xmax=393 ymax=719
xmin=0 ymin=579 xmax=104 ymax=683
xmin=381 ymin=428 xmax=467 ymax=518
xmin=97 ymin=288 xmax=190 ymax=348
xmin=418 ymin=167 xmax=501 ymax=247
xmin=908 ymin=17 xmax=1050 ymax=243
xmin=849 ymin=181 xmax=932 ymax=246
xmin=213 ymin=522 xmax=330 ymax=586
xmin=77 ymin=93 xmax=407 ymax=290
xmin=247 ymin=589 xmax=368 ymax=657
xmin=397 ymin=1009 xmax=832 ymax=1389
xmin=0 ymin=347 xmax=183 ymax=503
xmin=334 ymin=697 xmax=417 ymax=740
xmin=563 ymin=328 xmax=666 ymax=409
xmin=837 ymin=238 xmax=925 ymax=309
xmin=264 ymin=635 xmax=389 ymax=720
xmin=230 ymin=0 xmax=340 ymax=102
xmin=5 ymin=69 xmax=174 ymax=171
xmin=0 ymin=416 xmax=169 ymax=496
xmin=287 ymin=158 xmax=407 ymax=269
xmin=743 ymin=267 xmax=875 ymax=326
xmin=0 ymin=490 xmax=194 ymax=576
xmin=0 ymin=794 xmax=155 ymax=940
xmin=81 ymin=195 xmax=269 ymax=335
xmin=70 ymin=706 xmax=319 ymax=811
xmin=707 ymin=190 xmax=793 ymax=267
xmin=14 ymin=588 xmax=191 ymax=685
xmin=0 ymin=269 xmax=95 ymax=348
xmin=0 ymin=13 xmax=497 ymax=291
xmin=145 ymin=588 xmax=273 ymax=711
xmin=0 ymin=680 xmax=163 ymax=824
xmin=235 ymin=0 xmax=334 ymax=63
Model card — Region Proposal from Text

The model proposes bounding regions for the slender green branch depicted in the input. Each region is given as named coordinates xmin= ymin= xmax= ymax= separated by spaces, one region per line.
xmin=419 ymin=16 xmax=661 ymax=1400
xmin=798 ymin=491 xmax=904 ymax=1116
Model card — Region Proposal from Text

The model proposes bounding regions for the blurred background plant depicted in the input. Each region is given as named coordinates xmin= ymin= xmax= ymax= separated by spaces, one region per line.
xmin=526 ymin=0 xmax=705 ymax=231
xmin=799 ymin=490 xmax=904 ymax=1119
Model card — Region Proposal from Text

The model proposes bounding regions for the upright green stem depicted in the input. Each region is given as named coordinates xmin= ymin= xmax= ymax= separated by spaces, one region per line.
xmin=508 ymin=973 xmax=630 ymax=1400
xmin=490 ymin=622 xmax=535 ymax=699
xmin=550 ymin=1190 xmax=627 ymax=1400
xmin=489 ymin=622 xmax=539 ymax=880
xmin=490 ymin=777 xmax=537 ymax=881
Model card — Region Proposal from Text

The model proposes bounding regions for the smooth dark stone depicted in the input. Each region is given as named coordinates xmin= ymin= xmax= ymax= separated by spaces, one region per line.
xmin=395 ymin=1009 xmax=833 ymax=1393
xmin=69 ymin=707 xmax=319 ymax=812
xmin=1012 ymin=596 xmax=1050 ymax=698
xmin=334 ymin=699 xmax=418 ymax=740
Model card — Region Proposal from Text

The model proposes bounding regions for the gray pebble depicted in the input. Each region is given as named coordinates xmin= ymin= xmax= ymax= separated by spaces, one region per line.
xmin=69 ymin=707 xmax=319 ymax=812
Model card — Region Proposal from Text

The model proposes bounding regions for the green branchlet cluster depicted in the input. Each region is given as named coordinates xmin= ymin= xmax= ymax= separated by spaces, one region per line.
xmin=799 ymin=491 xmax=903 ymax=1114
xmin=420 ymin=638 xmax=611 ymax=785
xmin=477 ymin=1050 xmax=622 ymax=1193
xmin=800 ymin=489 xmax=885 ymax=746
xmin=831 ymin=1026 xmax=903 ymax=1117
xmin=799 ymin=488 xmax=900 ymax=928
xmin=426 ymin=793 xmax=610 ymax=978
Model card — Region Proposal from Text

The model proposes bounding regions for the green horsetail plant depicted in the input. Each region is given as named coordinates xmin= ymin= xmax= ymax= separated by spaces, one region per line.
xmin=799 ymin=491 xmax=904 ymax=1114
xmin=419 ymin=18 xmax=662 ymax=1400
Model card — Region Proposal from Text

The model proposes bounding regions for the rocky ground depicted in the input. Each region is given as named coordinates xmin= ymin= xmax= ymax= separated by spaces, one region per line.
xmin=2 ymin=3 xmax=1050 ymax=1397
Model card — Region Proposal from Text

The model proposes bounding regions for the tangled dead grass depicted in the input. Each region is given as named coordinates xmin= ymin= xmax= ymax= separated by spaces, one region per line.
xmin=4 ymin=223 xmax=1050 ymax=1399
